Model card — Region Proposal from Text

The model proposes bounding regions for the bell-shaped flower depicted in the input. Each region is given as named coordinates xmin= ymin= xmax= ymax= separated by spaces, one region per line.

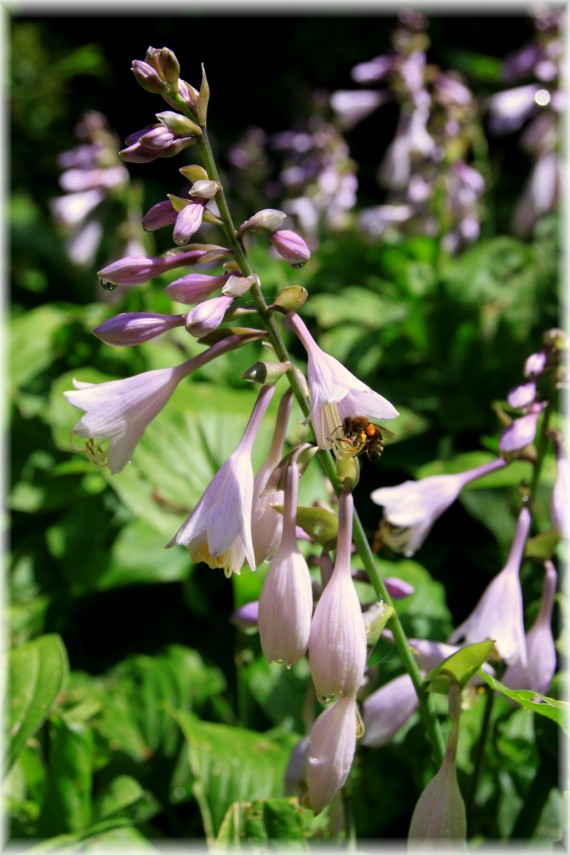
xmin=94 ymin=312 xmax=185 ymax=346
xmin=165 ymin=272 xmax=230 ymax=305
xmin=286 ymin=312 xmax=398 ymax=450
xmin=308 ymin=490 xmax=367 ymax=700
xmin=169 ymin=384 xmax=275 ymax=577
xmin=252 ymin=390 xmax=294 ymax=565
xmin=408 ymin=689 xmax=466 ymax=846
xmin=449 ymin=506 xmax=531 ymax=666
xmin=330 ymin=90 xmax=387 ymax=128
xmin=65 ymin=335 xmax=246 ymax=475
xmin=258 ymin=462 xmax=313 ymax=666
xmin=361 ymin=674 xmax=419 ymax=747
xmin=371 ymin=458 xmax=507 ymax=556
xmin=305 ymin=695 xmax=358 ymax=815
xmin=184 ymin=295 xmax=233 ymax=338
xmin=142 ymin=198 xmax=178 ymax=231
xmin=503 ymin=561 xmax=557 ymax=697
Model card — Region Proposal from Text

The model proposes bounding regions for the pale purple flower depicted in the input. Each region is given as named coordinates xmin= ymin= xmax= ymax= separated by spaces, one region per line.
xmin=50 ymin=188 xmax=105 ymax=227
xmin=507 ymin=381 xmax=537 ymax=409
xmin=169 ymin=384 xmax=275 ymax=577
xmin=449 ymin=506 xmax=531 ymax=666
xmin=499 ymin=409 xmax=540 ymax=453
xmin=65 ymin=336 xmax=245 ymax=475
xmin=512 ymin=150 xmax=558 ymax=236
xmin=503 ymin=561 xmax=557 ymax=697
xmin=524 ymin=350 xmax=547 ymax=378
xmin=184 ymin=295 xmax=233 ymax=338
xmin=230 ymin=600 xmax=259 ymax=629
xmin=379 ymin=97 xmax=434 ymax=191
xmin=165 ymin=272 xmax=231 ymax=305
xmin=308 ymin=490 xmax=367 ymax=700
xmin=371 ymin=458 xmax=507 ymax=556
xmin=488 ymin=84 xmax=540 ymax=133
xmin=351 ymin=54 xmax=394 ymax=84
xmin=286 ymin=312 xmax=398 ymax=450
xmin=330 ymin=90 xmax=387 ymax=128
xmin=252 ymin=390 xmax=294 ymax=566
xmin=66 ymin=220 xmax=104 ymax=268
xmin=59 ymin=165 xmax=128 ymax=193
xmin=258 ymin=462 xmax=314 ymax=666
xmin=362 ymin=674 xmax=419 ymax=747
xmin=98 ymin=250 xmax=209 ymax=288
xmin=94 ymin=312 xmax=185 ymax=346
xmin=305 ymin=695 xmax=358 ymax=815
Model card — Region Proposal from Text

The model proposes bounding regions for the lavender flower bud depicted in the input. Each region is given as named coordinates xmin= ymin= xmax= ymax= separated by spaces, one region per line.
xmin=165 ymin=273 xmax=230 ymax=304
xmin=185 ymin=295 xmax=233 ymax=338
xmin=237 ymin=209 xmax=288 ymax=236
xmin=507 ymin=381 xmax=537 ymax=409
xmin=499 ymin=409 xmax=540 ymax=453
xmin=524 ymin=350 xmax=547 ymax=377
xmin=142 ymin=199 xmax=177 ymax=231
xmin=305 ymin=696 xmax=358 ymax=814
xmin=94 ymin=312 xmax=185 ymax=346
xmin=131 ymin=60 xmax=166 ymax=95
xmin=269 ymin=230 xmax=311 ymax=267
xmin=362 ymin=674 xmax=419 ymax=747
xmin=156 ymin=111 xmax=202 ymax=137
xmin=173 ymin=201 xmax=205 ymax=245
xmin=157 ymin=47 xmax=180 ymax=91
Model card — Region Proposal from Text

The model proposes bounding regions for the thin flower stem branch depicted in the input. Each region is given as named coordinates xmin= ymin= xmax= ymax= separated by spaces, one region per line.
xmin=177 ymin=108 xmax=446 ymax=764
xmin=465 ymin=685 xmax=495 ymax=816
xmin=529 ymin=376 xmax=557 ymax=501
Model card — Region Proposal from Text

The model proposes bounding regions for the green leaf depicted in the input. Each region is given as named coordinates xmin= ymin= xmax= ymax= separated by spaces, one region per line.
xmin=215 ymin=797 xmax=314 ymax=847
xmin=307 ymin=286 xmax=408 ymax=331
xmin=294 ymin=505 xmax=338 ymax=546
xmin=477 ymin=670 xmax=569 ymax=733
xmin=9 ymin=305 xmax=68 ymax=389
xmin=6 ymin=634 xmax=69 ymax=773
xmin=38 ymin=714 xmax=93 ymax=835
xmin=172 ymin=710 xmax=299 ymax=840
xmin=93 ymin=775 xmax=160 ymax=824
xmin=524 ymin=528 xmax=560 ymax=561
xmin=423 ymin=641 xmax=495 ymax=694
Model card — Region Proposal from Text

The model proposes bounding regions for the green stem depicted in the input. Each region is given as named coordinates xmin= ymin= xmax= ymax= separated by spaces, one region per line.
xmin=465 ymin=686 xmax=495 ymax=817
xmin=174 ymin=110 xmax=445 ymax=765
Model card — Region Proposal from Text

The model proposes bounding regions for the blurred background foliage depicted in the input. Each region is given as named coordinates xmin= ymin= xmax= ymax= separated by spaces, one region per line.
xmin=7 ymin=8 xmax=564 ymax=849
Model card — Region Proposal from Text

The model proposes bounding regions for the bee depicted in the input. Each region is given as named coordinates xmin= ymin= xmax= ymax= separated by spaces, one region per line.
xmin=330 ymin=416 xmax=396 ymax=462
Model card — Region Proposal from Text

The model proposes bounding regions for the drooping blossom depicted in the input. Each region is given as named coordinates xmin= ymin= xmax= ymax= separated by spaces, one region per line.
xmin=308 ymin=489 xmax=367 ymax=700
xmin=286 ymin=312 xmax=398 ymax=450
xmin=362 ymin=674 xmax=419 ymax=747
xmin=269 ymin=229 xmax=311 ymax=265
xmin=304 ymin=695 xmax=358 ymax=815
xmin=97 ymin=249 xmax=215 ymax=288
xmin=258 ymin=462 xmax=313 ymax=666
xmin=65 ymin=335 xmax=249 ymax=475
xmin=168 ymin=384 xmax=275 ymax=577
xmin=94 ymin=312 xmax=185 ymax=346
xmin=251 ymin=390 xmax=294 ymax=566
xmin=371 ymin=458 xmax=507 ymax=556
xmin=408 ymin=687 xmax=466 ymax=846
xmin=449 ymin=506 xmax=531 ymax=666
xmin=503 ymin=561 xmax=557 ymax=697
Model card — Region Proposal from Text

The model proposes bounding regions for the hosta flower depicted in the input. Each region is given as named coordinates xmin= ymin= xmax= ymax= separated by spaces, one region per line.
xmin=65 ymin=336 xmax=245 ymax=474
xmin=371 ymin=458 xmax=507 ymax=556
xmin=551 ymin=432 xmax=569 ymax=538
xmin=308 ymin=490 xmax=367 ymax=700
xmin=286 ymin=312 xmax=398 ymax=450
xmin=499 ymin=408 xmax=541 ymax=453
xmin=503 ymin=560 xmax=557 ymax=697
xmin=361 ymin=674 xmax=419 ymax=747
xmin=269 ymin=229 xmax=311 ymax=265
xmin=98 ymin=249 xmax=208 ymax=288
xmin=258 ymin=462 xmax=313 ymax=666
xmin=449 ymin=506 xmax=531 ymax=666
xmin=305 ymin=695 xmax=358 ymax=815
xmin=165 ymin=273 xmax=231 ymax=304
xmin=169 ymin=384 xmax=275 ymax=577
xmin=252 ymin=390 xmax=294 ymax=566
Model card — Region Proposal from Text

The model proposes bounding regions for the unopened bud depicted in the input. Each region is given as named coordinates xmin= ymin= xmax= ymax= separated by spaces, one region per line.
xmin=222 ymin=273 xmax=257 ymax=297
xmin=241 ymin=360 xmax=292 ymax=385
xmin=544 ymin=327 xmax=568 ymax=351
xmin=188 ymin=179 xmax=220 ymax=199
xmin=197 ymin=64 xmax=210 ymax=127
xmin=131 ymin=60 xmax=166 ymax=95
xmin=156 ymin=111 xmax=202 ymax=137
xmin=237 ymin=208 xmax=288 ymax=237
xmin=335 ymin=456 xmax=360 ymax=490
xmin=272 ymin=285 xmax=309 ymax=312
xmin=158 ymin=47 xmax=180 ymax=92
xmin=180 ymin=164 xmax=209 ymax=183
xmin=363 ymin=601 xmax=394 ymax=648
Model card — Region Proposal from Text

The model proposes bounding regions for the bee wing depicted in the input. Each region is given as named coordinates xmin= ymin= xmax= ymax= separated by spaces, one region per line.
xmin=379 ymin=426 xmax=397 ymax=440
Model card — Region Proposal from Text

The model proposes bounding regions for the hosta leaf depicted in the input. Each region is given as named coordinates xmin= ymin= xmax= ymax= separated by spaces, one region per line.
xmin=477 ymin=670 xmax=569 ymax=733
xmin=6 ymin=634 xmax=69 ymax=774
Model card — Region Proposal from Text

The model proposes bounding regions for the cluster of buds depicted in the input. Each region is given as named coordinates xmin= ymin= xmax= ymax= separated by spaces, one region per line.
xmin=330 ymin=10 xmax=484 ymax=253
xmin=50 ymin=110 xmax=131 ymax=268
